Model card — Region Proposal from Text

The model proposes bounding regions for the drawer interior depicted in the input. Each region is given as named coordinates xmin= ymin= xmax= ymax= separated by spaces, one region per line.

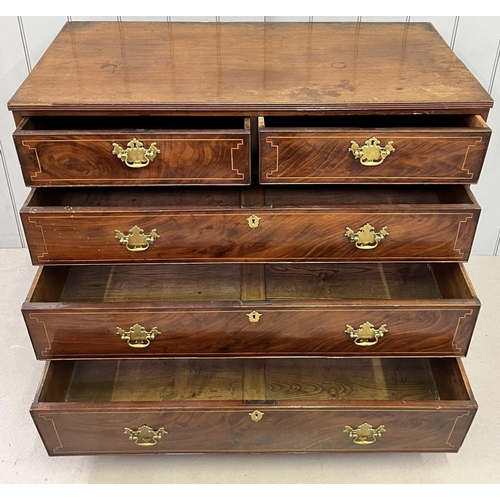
xmin=28 ymin=263 xmax=474 ymax=303
xmin=37 ymin=358 xmax=472 ymax=403
xmin=19 ymin=115 xmax=249 ymax=131
xmin=261 ymin=114 xmax=487 ymax=129
xmin=26 ymin=184 xmax=476 ymax=208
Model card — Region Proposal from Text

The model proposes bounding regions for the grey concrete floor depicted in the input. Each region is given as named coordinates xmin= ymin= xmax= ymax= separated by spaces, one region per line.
xmin=0 ymin=249 xmax=499 ymax=484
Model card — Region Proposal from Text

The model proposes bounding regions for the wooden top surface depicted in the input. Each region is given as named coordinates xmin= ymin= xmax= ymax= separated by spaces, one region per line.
xmin=8 ymin=21 xmax=493 ymax=114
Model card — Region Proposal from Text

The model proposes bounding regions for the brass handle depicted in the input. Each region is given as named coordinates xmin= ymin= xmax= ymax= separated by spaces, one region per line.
xmin=249 ymin=410 xmax=264 ymax=422
xmin=112 ymin=138 xmax=160 ymax=168
xmin=349 ymin=136 xmax=395 ymax=166
xmin=117 ymin=323 xmax=161 ymax=348
xmin=115 ymin=225 xmax=159 ymax=252
xmin=344 ymin=223 xmax=388 ymax=250
xmin=345 ymin=322 xmax=387 ymax=346
xmin=344 ymin=423 xmax=386 ymax=445
xmin=124 ymin=425 xmax=167 ymax=446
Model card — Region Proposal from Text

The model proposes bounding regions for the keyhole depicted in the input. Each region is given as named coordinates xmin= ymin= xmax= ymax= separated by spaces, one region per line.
xmin=246 ymin=311 xmax=262 ymax=323
xmin=247 ymin=214 xmax=261 ymax=228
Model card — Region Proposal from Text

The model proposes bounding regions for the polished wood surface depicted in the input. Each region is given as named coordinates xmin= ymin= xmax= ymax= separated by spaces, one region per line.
xmin=260 ymin=115 xmax=491 ymax=184
xmin=15 ymin=116 xmax=251 ymax=186
xmin=30 ymin=358 xmax=476 ymax=455
xmin=20 ymin=185 xmax=480 ymax=264
xmin=8 ymin=22 xmax=492 ymax=115
xmin=23 ymin=263 xmax=479 ymax=359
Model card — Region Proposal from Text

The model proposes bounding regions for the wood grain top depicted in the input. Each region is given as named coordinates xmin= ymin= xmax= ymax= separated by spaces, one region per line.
xmin=8 ymin=21 xmax=493 ymax=114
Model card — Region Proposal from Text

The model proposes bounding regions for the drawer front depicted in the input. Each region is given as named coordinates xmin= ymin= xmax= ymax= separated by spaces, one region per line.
xmin=25 ymin=307 xmax=479 ymax=359
xmin=260 ymin=128 xmax=490 ymax=184
xmin=32 ymin=407 xmax=476 ymax=455
xmin=15 ymin=131 xmax=250 ymax=186
xmin=22 ymin=211 xmax=479 ymax=264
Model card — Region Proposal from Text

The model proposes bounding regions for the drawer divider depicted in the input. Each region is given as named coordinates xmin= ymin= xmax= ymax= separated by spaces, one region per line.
xmin=241 ymin=264 xmax=266 ymax=302
xmin=243 ymin=359 xmax=268 ymax=404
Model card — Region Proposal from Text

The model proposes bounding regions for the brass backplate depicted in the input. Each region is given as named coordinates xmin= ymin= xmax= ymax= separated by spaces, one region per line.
xmin=116 ymin=323 xmax=161 ymax=348
xmin=115 ymin=225 xmax=159 ymax=252
xmin=344 ymin=423 xmax=386 ymax=445
xmin=344 ymin=223 xmax=388 ymax=250
xmin=112 ymin=138 xmax=160 ymax=168
xmin=348 ymin=136 xmax=395 ymax=166
xmin=124 ymin=425 xmax=167 ymax=446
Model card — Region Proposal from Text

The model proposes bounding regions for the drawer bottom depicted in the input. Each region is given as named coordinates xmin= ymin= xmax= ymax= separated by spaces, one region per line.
xmin=31 ymin=358 xmax=477 ymax=455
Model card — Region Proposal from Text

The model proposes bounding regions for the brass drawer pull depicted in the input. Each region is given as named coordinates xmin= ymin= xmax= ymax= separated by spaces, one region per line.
xmin=348 ymin=136 xmax=395 ymax=166
xmin=117 ymin=323 xmax=161 ymax=348
xmin=112 ymin=138 xmax=160 ymax=168
xmin=344 ymin=423 xmax=386 ymax=445
xmin=124 ymin=425 xmax=167 ymax=446
xmin=345 ymin=321 xmax=387 ymax=346
xmin=249 ymin=410 xmax=264 ymax=422
xmin=115 ymin=225 xmax=159 ymax=252
xmin=344 ymin=223 xmax=388 ymax=250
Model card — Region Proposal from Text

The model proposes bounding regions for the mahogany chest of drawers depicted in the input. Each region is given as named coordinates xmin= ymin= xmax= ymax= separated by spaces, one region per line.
xmin=9 ymin=21 xmax=492 ymax=455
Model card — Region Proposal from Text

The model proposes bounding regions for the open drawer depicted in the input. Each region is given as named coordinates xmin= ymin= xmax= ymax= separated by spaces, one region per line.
xmin=23 ymin=262 xmax=479 ymax=359
xmin=14 ymin=116 xmax=251 ymax=186
xmin=31 ymin=357 xmax=477 ymax=455
xmin=259 ymin=115 xmax=490 ymax=184
xmin=20 ymin=184 xmax=480 ymax=264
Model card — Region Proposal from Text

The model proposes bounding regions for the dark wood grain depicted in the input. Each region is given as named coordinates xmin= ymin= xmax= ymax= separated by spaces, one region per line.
xmin=20 ymin=185 xmax=480 ymax=264
xmin=30 ymin=358 xmax=476 ymax=455
xmin=259 ymin=115 xmax=491 ymax=184
xmin=9 ymin=22 xmax=492 ymax=114
xmin=15 ymin=117 xmax=251 ymax=186
xmin=23 ymin=263 xmax=479 ymax=359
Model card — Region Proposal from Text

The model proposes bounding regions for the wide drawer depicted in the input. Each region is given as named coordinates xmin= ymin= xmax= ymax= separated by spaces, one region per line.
xmin=31 ymin=358 xmax=477 ymax=455
xmin=21 ymin=185 xmax=480 ymax=264
xmin=23 ymin=263 xmax=479 ymax=359
xmin=259 ymin=115 xmax=491 ymax=184
xmin=14 ymin=116 xmax=251 ymax=186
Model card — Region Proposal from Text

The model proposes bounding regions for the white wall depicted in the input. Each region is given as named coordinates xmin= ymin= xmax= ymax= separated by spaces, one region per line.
xmin=1 ymin=16 xmax=499 ymax=254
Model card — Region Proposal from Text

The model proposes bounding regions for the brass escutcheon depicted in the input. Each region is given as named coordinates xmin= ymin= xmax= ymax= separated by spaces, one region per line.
xmin=112 ymin=138 xmax=160 ymax=168
xmin=345 ymin=321 xmax=387 ymax=346
xmin=117 ymin=323 xmax=161 ymax=348
xmin=124 ymin=425 xmax=167 ymax=446
xmin=344 ymin=423 xmax=386 ymax=445
xmin=344 ymin=223 xmax=388 ymax=250
xmin=348 ymin=136 xmax=395 ymax=166
xmin=115 ymin=225 xmax=159 ymax=252
xmin=246 ymin=311 xmax=262 ymax=323
xmin=247 ymin=214 xmax=261 ymax=229
xmin=249 ymin=410 xmax=264 ymax=422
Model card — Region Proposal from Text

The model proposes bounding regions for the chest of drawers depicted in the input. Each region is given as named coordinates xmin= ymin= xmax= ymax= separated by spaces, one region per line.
xmin=9 ymin=21 xmax=492 ymax=455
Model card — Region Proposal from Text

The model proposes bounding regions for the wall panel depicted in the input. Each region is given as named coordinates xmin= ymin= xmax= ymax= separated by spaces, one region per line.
xmin=21 ymin=17 xmax=67 ymax=68
xmin=220 ymin=17 xmax=265 ymax=22
xmin=0 ymin=17 xmax=29 ymax=247
xmin=313 ymin=17 xmax=359 ymax=22
xmin=170 ymin=17 xmax=216 ymax=22
xmin=453 ymin=17 xmax=500 ymax=90
xmin=410 ymin=16 xmax=456 ymax=46
xmin=471 ymin=50 xmax=500 ymax=255
xmin=264 ymin=17 xmax=310 ymax=22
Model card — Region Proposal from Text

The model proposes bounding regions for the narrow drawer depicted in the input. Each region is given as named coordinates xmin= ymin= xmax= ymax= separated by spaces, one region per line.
xmin=20 ymin=184 xmax=480 ymax=264
xmin=14 ymin=116 xmax=251 ymax=186
xmin=31 ymin=358 xmax=477 ymax=455
xmin=23 ymin=263 xmax=479 ymax=359
xmin=259 ymin=115 xmax=491 ymax=184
